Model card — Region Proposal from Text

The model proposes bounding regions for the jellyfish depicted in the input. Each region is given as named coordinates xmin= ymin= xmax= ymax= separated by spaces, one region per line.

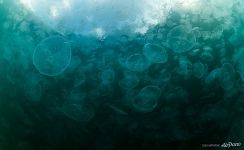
xmin=176 ymin=57 xmax=192 ymax=77
xmin=125 ymin=53 xmax=150 ymax=72
xmin=100 ymin=69 xmax=115 ymax=83
xmin=132 ymin=85 xmax=161 ymax=112
xmin=143 ymin=43 xmax=168 ymax=64
xmin=119 ymin=71 xmax=139 ymax=90
xmin=211 ymin=25 xmax=224 ymax=40
xmin=65 ymin=88 xmax=86 ymax=103
xmin=192 ymin=62 xmax=207 ymax=79
xmin=167 ymin=25 xmax=196 ymax=53
xmin=200 ymin=51 xmax=214 ymax=62
xmin=228 ymin=33 xmax=243 ymax=47
xmin=33 ymin=36 xmax=71 ymax=76
xmin=219 ymin=63 xmax=235 ymax=90
xmin=98 ymin=81 xmax=114 ymax=96
xmin=234 ymin=47 xmax=244 ymax=82
xmin=205 ymin=68 xmax=221 ymax=85
xmin=62 ymin=103 xmax=94 ymax=122
xmin=149 ymin=69 xmax=171 ymax=86
xmin=65 ymin=56 xmax=82 ymax=73
xmin=73 ymin=67 xmax=86 ymax=88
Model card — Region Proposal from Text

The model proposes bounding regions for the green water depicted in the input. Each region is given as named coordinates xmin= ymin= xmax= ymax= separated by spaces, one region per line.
xmin=0 ymin=0 xmax=244 ymax=150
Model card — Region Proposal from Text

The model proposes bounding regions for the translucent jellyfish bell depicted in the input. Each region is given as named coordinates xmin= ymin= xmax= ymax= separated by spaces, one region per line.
xmin=234 ymin=47 xmax=244 ymax=82
xmin=119 ymin=71 xmax=139 ymax=90
xmin=126 ymin=53 xmax=150 ymax=72
xmin=143 ymin=43 xmax=168 ymax=64
xmin=192 ymin=62 xmax=207 ymax=79
xmin=176 ymin=57 xmax=192 ymax=76
xmin=132 ymin=85 xmax=161 ymax=112
xmin=167 ymin=25 xmax=196 ymax=53
xmin=219 ymin=63 xmax=235 ymax=90
xmin=100 ymin=69 xmax=115 ymax=83
xmin=33 ymin=36 xmax=71 ymax=76
xmin=205 ymin=68 xmax=221 ymax=85
xmin=98 ymin=81 xmax=114 ymax=96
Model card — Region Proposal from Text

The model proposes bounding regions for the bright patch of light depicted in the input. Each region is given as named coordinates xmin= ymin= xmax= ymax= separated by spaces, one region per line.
xmin=17 ymin=0 xmax=203 ymax=36
xmin=19 ymin=0 xmax=35 ymax=11
xmin=135 ymin=27 xmax=148 ymax=34
xmin=62 ymin=0 xmax=71 ymax=9
xmin=94 ymin=27 xmax=106 ymax=39
xmin=177 ymin=0 xmax=200 ymax=9
xmin=50 ymin=6 xmax=59 ymax=18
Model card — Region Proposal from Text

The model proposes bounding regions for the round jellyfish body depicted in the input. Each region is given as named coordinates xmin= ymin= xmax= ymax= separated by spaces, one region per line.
xmin=167 ymin=25 xmax=196 ymax=53
xmin=219 ymin=63 xmax=235 ymax=90
xmin=33 ymin=36 xmax=71 ymax=76
xmin=119 ymin=71 xmax=139 ymax=90
xmin=126 ymin=53 xmax=150 ymax=72
xmin=192 ymin=62 xmax=206 ymax=79
xmin=100 ymin=69 xmax=115 ymax=83
xmin=143 ymin=43 xmax=168 ymax=63
xmin=234 ymin=47 xmax=244 ymax=82
xmin=200 ymin=51 xmax=214 ymax=62
xmin=132 ymin=85 xmax=161 ymax=112
xmin=73 ymin=69 xmax=86 ymax=88
xmin=176 ymin=57 xmax=192 ymax=76
xmin=205 ymin=68 xmax=221 ymax=85
xmin=98 ymin=81 xmax=114 ymax=96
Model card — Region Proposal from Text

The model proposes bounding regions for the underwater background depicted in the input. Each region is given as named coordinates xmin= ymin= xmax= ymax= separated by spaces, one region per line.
xmin=1 ymin=0 xmax=244 ymax=149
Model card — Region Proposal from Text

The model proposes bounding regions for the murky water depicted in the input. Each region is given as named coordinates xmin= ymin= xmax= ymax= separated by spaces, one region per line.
xmin=0 ymin=0 xmax=244 ymax=149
